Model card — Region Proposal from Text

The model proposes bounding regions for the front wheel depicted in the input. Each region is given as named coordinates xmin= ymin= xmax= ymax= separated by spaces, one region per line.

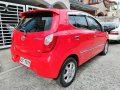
xmin=100 ymin=41 xmax=109 ymax=55
xmin=117 ymin=40 xmax=120 ymax=44
xmin=56 ymin=57 xmax=77 ymax=87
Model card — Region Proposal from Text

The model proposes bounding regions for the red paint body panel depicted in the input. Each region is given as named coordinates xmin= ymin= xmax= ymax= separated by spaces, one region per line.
xmin=11 ymin=9 xmax=108 ymax=78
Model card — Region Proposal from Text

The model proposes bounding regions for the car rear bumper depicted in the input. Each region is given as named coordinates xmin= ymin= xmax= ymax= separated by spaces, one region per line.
xmin=109 ymin=35 xmax=120 ymax=41
xmin=11 ymin=46 xmax=60 ymax=79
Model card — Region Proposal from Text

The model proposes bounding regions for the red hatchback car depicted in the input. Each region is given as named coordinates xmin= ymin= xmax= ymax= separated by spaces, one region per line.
xmin=11 ymin=9 xmax=109 ymax=87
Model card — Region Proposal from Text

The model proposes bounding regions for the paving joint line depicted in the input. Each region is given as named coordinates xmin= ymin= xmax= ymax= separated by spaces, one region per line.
xmin=0 ymin=65 xmax=23 ymax=76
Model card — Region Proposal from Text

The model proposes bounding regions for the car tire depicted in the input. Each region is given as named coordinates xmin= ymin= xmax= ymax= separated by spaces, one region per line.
xmin=100 ymin=41 xmax=109 ymax=55
xmin=117 ymin=40 xmax=120 ymax=44
xmin=56 ymin=57 xmax=77 ymax=87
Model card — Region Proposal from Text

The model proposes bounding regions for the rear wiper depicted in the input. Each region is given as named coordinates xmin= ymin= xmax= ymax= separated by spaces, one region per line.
xmin=24 ymin=29 xmax=27 ymax=36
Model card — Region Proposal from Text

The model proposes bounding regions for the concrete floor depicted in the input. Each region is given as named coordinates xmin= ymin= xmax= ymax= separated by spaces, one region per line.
xmin=0 ymin=43 xmax=120 ymax=90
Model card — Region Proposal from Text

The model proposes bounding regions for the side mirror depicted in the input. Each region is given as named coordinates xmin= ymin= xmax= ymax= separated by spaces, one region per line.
xmin=104 ymin=28 xmax=109 ymax=32
xmin=103 ymin=26 xmax=113 ymax=34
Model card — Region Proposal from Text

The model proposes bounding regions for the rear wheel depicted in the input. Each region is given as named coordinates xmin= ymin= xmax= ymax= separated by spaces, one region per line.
xmin=56 ymin=57 xmax=77 ymax=87
xmin=100 ymin=41 xmax=109 ymax=55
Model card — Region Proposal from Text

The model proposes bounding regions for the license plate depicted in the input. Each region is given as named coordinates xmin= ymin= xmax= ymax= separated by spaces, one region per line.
xmin=20 ymin=57 xmax=31 ymax=67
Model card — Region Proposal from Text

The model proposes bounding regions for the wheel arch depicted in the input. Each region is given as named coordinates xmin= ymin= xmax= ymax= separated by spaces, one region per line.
xmin=66 ymin=54 xmax=79 ymax=67
xmin=55 ymin=54 xmax=79 ymax=79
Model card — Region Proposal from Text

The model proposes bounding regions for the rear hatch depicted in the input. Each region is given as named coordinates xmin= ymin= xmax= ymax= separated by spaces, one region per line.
xmin=13 ymin=10 xmax=59 ymax=56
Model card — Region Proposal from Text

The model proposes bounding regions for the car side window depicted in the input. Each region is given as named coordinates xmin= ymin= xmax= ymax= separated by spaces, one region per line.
xmin=69 ymin=15 xmax=76 ymax=27
xmin=86 ymin=16 xmax=102 ymax=31
xmin=74 ymin=15 xmax=88 ymax=29
xmin=68 ymin=15 xmax=88 ymax=29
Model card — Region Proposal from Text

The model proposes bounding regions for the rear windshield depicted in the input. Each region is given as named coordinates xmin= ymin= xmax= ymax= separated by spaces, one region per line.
xmin=16 ymin=12 xmax=53 ymax=32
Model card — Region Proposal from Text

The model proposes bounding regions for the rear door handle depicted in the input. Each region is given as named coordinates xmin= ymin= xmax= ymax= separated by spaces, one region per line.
xmin=94 ymin=35 xmax=97 ymax=38
xmin=75 ymin=36 xmax=80 ymax=39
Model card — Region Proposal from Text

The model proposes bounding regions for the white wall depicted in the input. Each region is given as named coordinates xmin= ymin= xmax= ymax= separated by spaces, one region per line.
xmin=44 ymin=0 xmax=70 ymax=9
xmin=91 ymin=2 xmax=107 ymax=15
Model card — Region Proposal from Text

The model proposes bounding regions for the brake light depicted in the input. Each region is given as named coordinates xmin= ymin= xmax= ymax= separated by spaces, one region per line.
xmin=42 ymin=34 xmax=57 ymax=53
xmin=110 ymin=31 xmax=119 ymax=35
xmin=11 ymin=30 xmax=14 ymax=38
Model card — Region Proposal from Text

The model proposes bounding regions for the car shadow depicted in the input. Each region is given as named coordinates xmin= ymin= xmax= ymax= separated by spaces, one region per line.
xmin=76 ymin=55 xmax=101 ymax=79
xmin=109 ymin=41 xmax=120 ymax=45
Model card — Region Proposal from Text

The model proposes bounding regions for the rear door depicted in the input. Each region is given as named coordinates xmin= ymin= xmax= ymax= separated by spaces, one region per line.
xmin=13 ymin=12 xmax=55 ymax=56
xmin=68 ymin=13 xmax=95 ymax=64
xmin=86 ymin=16 xmax=107 ymax=55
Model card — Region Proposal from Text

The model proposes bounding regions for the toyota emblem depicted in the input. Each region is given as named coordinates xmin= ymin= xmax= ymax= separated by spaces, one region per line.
xmin=21 ymin=36 xmax=26 ymax=41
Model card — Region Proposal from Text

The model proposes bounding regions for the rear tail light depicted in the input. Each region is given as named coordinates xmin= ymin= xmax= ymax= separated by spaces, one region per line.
xmin=110 ymin=31 xmax=119 ymax=35
xmin=11 ymin=30 xmax=14 ymax=38
xmin=11 ymin=30 xmax=15 ymax=43
xmin=42 ymin=34 xmax=57 ymax=53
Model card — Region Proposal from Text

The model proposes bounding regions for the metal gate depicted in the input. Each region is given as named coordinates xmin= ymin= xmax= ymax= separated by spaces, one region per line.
xmin=0 ymin=2 xmax=43 ymax=49
xmin=0 ymin=1 xmax=25 ymax=48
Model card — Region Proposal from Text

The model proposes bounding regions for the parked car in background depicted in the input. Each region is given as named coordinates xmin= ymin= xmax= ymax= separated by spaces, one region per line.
xmin=11 ymin=9 xmax=109 ymax=87
xmin=101 ymin=22 xmax=120 ymax=43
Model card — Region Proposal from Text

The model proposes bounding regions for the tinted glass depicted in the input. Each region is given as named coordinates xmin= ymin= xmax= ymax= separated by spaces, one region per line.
xmin=87 ymin=17 xmax=102 ymax=31
xmin=69 ymin=15 xmax=76 ymax=27
xmin=74 ymin=15 xmax=88 ymax=29
xmin=17 ymin=12 xmax=52 ymax=32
